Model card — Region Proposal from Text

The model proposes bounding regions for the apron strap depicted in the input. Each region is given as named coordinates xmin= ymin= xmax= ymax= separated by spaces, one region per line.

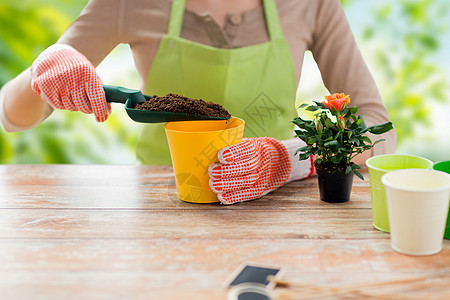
xmin=167 ymin=0 xmax=284 ymax=41
xmin=262 ymin=0 xmax=284 ymax=41
xmin=167 ymin=0 xmax=186 ymax=37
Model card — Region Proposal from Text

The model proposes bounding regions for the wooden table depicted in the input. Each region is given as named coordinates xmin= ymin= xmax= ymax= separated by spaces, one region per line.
xmin=0 ymin=165 xmax=449 ymax=299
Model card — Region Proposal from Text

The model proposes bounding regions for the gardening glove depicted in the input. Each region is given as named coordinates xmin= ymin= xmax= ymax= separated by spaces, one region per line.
xmin=31 ymin=44 xmax=110 ymax=122
xmin=209 ymin=137 xmax=313 ymax=205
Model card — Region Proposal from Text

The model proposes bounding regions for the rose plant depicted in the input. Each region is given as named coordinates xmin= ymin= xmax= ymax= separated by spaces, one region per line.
xmin=292 ymin=93 xmax=393 ymax=180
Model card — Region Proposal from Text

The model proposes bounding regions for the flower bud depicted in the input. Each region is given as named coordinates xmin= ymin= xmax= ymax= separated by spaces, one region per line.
xmin=316 ymin=120 xmax=323 ymax=134
xmin=337 ymin=116 xmax=345 ymax=131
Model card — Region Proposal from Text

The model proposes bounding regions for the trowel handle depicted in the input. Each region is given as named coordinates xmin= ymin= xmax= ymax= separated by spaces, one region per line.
xmin=103 ymin=85 xmax=146 ymax=104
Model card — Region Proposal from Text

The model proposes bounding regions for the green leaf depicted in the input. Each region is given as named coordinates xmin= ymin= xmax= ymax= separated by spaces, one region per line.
xmin=351 ymin=164 xmax=361 ymax=170
xmin=334 ymin=131 xmax=341 ymax=140
xmin=367 ymin=122 xmax=393 ymax=135
xmin=324 ymin=140 xmax=339 ymax=148
xmin=356 ymin=115 xmax=367 ymax=129
xmin=292 ymin=117 xmax=309 ymax=127
xmin=298 ymin=152 xmax=312 ymax=160
xmin=292 ymin=119 xmax=315 ymax=131
xmin=314 ymin=102 xmax=329 ymax=110
xmin=362 ymin=136 xmax=372 ymax=144
xmin=349 ymin=107 xmax=358 ymax=114
xmin=343 ymin=109 xmax=351 ymax=119
xmin=350 ymin=138 xmax=360 ymax=146
xmin=305 ymin=105 xmax=320 ymax=112
xmin=294 ymin=129 xmax=304 ymax=136
xmin=298 ymin=145 xmax=313 ymax=152
xmin=331 ymin=155 xmax=341 ymax=164
xmin=345 ymin=166 xmax=352 ymax=174
xmin=354 ymin=169 xmax=364 ymax=180
xmin=324 ymin=140 xmax=339 ymax=152
xmin=306 ymin=138 xmax=316 ymax=145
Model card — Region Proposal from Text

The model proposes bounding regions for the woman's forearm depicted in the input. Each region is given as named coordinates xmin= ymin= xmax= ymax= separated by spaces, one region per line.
xmin=1 ymin=68 xmax=50 ymax=131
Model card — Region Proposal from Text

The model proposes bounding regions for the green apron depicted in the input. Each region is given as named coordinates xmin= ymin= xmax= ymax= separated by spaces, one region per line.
xmin=136 ymin=0 xmax=297 ymax=165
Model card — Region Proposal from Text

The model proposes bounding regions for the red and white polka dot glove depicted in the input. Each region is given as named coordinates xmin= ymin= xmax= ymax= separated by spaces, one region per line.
xmin=208 ymin=137 xmax=292 ymax=205
xmin=31 ymin=44 xmax=110 ymax=122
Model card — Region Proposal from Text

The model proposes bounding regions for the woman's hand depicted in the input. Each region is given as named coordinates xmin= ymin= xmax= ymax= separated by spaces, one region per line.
xmin=208 ymin=137 xmax=292 ymax=205
xmin=31 ymin=44 xmax=110 ymax=122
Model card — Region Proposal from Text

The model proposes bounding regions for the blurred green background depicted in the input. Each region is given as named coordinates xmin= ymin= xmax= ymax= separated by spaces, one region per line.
xmin=0 ymin=0 xmax=449 ymax=164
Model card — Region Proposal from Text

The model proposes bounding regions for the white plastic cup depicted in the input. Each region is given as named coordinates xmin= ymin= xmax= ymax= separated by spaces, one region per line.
xmin=382 ymin=169 xmax=450 ymax=256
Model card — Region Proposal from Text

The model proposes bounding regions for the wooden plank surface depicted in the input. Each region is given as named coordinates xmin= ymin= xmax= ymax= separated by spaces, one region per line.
xmin=0 ymin=164 xmax=449 ymax=299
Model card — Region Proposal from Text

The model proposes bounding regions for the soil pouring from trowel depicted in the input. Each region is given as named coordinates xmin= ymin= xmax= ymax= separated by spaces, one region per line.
xmin=103 ymin=85 xmax=230 ymax=123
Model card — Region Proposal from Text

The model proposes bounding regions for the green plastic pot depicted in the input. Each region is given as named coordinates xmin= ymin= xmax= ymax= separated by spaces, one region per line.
xmin=366 ymin=154 xmax=433 ymax=233
xmin=433 ymin=160 xmax=450 ymax=239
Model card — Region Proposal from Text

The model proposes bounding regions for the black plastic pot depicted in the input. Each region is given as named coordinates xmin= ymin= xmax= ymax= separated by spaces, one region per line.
xmin=316 ymin=165 xmax=354 ymax=203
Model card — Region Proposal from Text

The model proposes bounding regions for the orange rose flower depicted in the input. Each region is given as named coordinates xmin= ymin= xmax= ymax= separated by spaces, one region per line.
xmin=322 ymin=93 xmax=350 ymax=111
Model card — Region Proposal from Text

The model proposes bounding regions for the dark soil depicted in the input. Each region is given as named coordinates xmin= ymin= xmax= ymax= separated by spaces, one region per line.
xmin=134 ymin=93 xmax=231 ymax=119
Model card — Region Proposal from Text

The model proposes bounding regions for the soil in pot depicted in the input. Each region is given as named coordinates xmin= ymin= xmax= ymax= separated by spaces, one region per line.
xmin=315 ymin=163 xmax=354 ymax=203
xmin=134 ymin=93 xmax=231 ymax=119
